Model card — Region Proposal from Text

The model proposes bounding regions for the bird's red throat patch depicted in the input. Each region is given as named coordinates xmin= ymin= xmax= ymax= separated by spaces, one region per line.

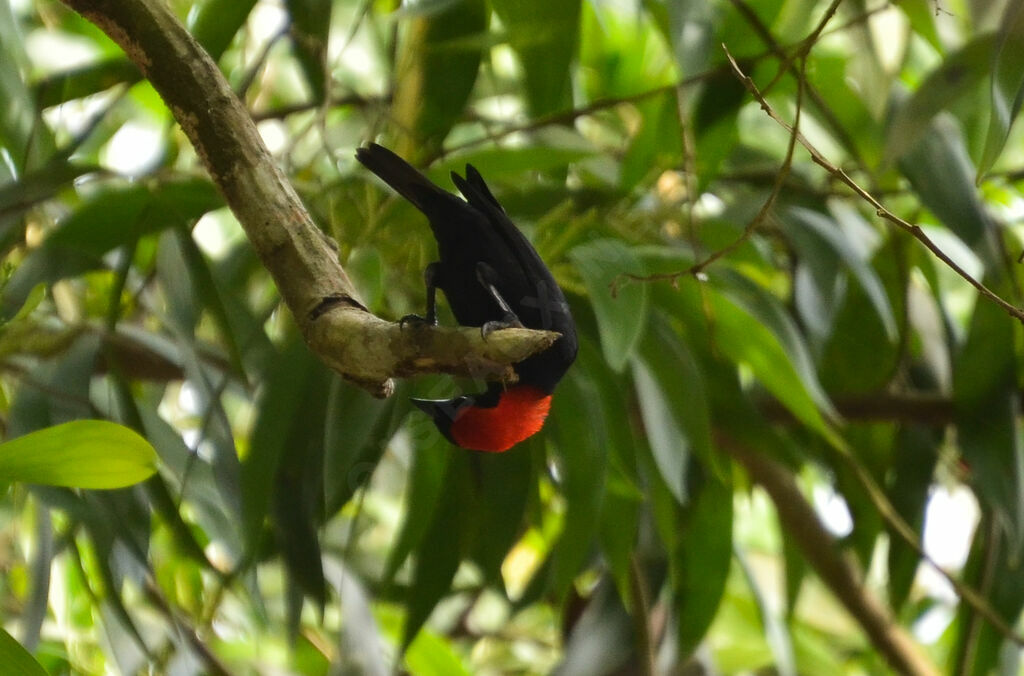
xmin=450 ymin=386 xmax=552 ymax=453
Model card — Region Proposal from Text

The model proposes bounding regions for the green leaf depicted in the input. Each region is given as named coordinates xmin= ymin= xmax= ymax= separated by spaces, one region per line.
xmin=242 ymin=333 xmax=320 ymax=555
xmin=954 ymin=276 xmax=1024 ymax=536
xmin=708 ymin=275 xmax=838 ymax=440
xmin=33 ymin=58 xmax=141 ymax=108
xmin=570 ymin=239 xmax=648 ymax=372
xmin=0 ymin=420 xmax=158 ymax=489
xmin=285 ymin=0 xmax=332 ymax=102
xmin=401 ymin=455 xmax=469 ymax=651
xmin=468 ymin=448 xmax=534 ymax=584
xmin=978 ymin=2 xmax=1024 ymax=179
xmin=674 ymin=462 xmax=733 ymax=656
xmin=899 ymin=114 xmax=999 ymax=267
xmin=391 ymin=0 xmax=488 ymax=158
xmin=492 ymin=0 xmax=581 ymax=116
xmin=0 ymin=1 xmax=54 ymax=171
xmin=2 ymin=179 xmax=223 ymax=318
xmin=404 ymin=627 xmax=472 ymax=676
xmin=633 ymin=318 xmax=714 ymax=504
xmin=0 ymin=627 xmax=48 ymax=676
xmin=886 ymin=424 xmax=940 ymax=612
xmin=382 ymin=426 xmax=452 ymax=585
xmin=785 ymin=206 xmax=897 ymax=341
xmin=885 ymin=35 xmax=995 ymax=163
xmin=188 ymin=0 xmax=258 ymax=61
xmin=549 ymin=363 xmax=608 ymax=598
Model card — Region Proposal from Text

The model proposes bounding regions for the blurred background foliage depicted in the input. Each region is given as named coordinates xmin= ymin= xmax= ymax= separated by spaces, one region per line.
xmin=3 ymin=0 xmax=1024 ymax=673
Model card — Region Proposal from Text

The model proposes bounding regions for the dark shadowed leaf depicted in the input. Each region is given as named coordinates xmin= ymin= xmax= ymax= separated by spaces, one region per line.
xmin=492 ymin=0 xmax=581 ymax=116
xmin=285 ymin=0 xmax=332 ymax=102
xmin=549 ymin=362 xmax=608 ymax=598
xmin=978 ymin=2 xmax=1024 ymax=179
xmin=570 ymin=239 xmax=648 ymax=372
xmin=188 ymin=0 xmax=258 ymax=61
xmin=391 ymin=0 xmax=487 ymax=159
xmin=401 ymin=454 xmax=470 ymax=651
xmin=885 ymin=35 xmax=995 ymax=163
xmin=899 ymin=114 xmax=999 ymax=267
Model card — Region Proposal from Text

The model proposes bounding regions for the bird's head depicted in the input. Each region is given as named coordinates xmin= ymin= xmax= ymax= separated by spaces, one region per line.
xmin=412 ymin=384 xmax=552 ymax=453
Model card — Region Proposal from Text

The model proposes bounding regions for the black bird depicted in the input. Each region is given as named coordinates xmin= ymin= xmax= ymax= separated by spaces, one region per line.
xmin=356 ymin=143 xmax=577 ymax=451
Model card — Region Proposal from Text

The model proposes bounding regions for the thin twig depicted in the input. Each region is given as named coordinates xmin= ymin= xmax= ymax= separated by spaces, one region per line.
xmin=723 ymin=51 xmax=1024 ymax=325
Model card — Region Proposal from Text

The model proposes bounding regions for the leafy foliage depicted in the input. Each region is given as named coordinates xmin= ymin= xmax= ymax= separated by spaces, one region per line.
xmin=3 ymin=0 xmax=1024 ymax=673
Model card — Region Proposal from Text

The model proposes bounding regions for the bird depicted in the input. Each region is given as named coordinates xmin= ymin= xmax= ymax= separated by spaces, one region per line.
xmin=355 ymin=143 xmax=578 ymax=452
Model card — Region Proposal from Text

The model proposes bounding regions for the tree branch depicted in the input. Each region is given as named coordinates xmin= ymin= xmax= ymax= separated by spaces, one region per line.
xmin=59 ymin=0 xmax=559 ymax=396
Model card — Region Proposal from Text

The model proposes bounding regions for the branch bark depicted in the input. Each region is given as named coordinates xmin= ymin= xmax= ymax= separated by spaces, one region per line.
xmin=59 ymin=0 xmax=559 ymax=396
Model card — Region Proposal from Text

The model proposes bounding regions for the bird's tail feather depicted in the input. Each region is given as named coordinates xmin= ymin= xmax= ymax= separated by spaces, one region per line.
xmin=355 ymin=143 xmax=447 ymax=214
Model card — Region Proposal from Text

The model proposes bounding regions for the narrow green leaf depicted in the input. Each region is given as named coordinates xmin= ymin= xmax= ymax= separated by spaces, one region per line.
xmin=392 ymin=0 xmax=487 ymax=158
xmin=549 ymin=364 xmax=608 ymax=598
xmin=285 ymin=0 xmax=332 ymax=102
xmin=885 ymin=35 xmax=995 ymax=163
xmin=468 ymin=448 xmax=533 ymax=584
xmin=674 ymin=461 xmax=733 ymax=656
xmin=0 ymin=628 xmax=48 ymax=676
xmin=785 ymin=206 xmax=897 ymax=340
xmin=188 ymin=0 xmax=258 ymax=61
xmin=242 ymin=334 xmax=319 ymax=555
xmin=492 ymin=0 xmax=581 ymax=116
xmin=382 ymin=426 xmax=452 ymax=585
xmin=2 ymin=179 xmax=222 ymax=318
xmin=886 ymin=424 xmax=940 ymax=611
xmin=401 ymin=456 xmax=468 ymax=651
xmin=633 ymin=318 xmax=714 ymax=504
xmin=0 ymin=420 xmax=158 ymax=489
xmin=708 ymin=285 xmax=837 ymax=442
xmin=0 ymin=0 xmax=54 ymax=170
xmin=404 ymin=628 xmax=473 ymax=676
xmin=570 ymin=239 xmax=648 ymax=372
xmin=899 ymin=114 xmax=999 ymax=267
xmin=954 ymin=276 xmax=1024 ymax=537
xmin=978 ymin=2 xmax=1024 ymax=179
xmin=33 ymin=58 xmax=141 ymax=108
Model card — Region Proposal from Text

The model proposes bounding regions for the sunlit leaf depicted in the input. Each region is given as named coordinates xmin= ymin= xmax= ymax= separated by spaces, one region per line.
xmin=0 ymin=420 xmax=157 ymax=489
xmin=0 ymin=627 xmax=48 ymax=676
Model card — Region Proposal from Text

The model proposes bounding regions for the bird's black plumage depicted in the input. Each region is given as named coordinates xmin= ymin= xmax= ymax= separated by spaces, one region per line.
xmin=355 ymin=143 xmax=577 ymax=394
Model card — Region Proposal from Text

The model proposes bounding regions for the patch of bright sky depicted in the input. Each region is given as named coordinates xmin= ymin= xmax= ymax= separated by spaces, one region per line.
xmin=249 ymin=1 xmax=288 ymax=44
xmin=193 ymin=208 xmax=246 ymax=259
xmin=103 ymin=121 xmax=165 ymax=175
xmin=26 ymin=28 xmax=97 ymax=73
xmin=868 ymin=4 xmax=908 ymax=74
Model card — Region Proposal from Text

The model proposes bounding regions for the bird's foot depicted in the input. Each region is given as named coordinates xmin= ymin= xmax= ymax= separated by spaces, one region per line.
xmin=399 ymin=313 xmax=438 ymax=329
xmin=480 ymin=313 xmax=524 ymax=339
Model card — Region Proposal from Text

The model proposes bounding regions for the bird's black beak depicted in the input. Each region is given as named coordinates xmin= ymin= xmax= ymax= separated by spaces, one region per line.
xmin=410 ymin=398 xmax=437 ymax=416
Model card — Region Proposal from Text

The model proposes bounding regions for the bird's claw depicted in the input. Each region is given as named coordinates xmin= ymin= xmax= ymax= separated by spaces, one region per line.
xmin=399 ymin=313 xmax=438 ymax=329
xmin=480 ymin=314 xmax=524 ymax=339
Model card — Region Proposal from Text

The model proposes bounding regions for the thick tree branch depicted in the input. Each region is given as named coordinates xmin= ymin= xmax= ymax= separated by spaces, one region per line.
xmin=59 ymin=0 xmax=559 ymax=396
